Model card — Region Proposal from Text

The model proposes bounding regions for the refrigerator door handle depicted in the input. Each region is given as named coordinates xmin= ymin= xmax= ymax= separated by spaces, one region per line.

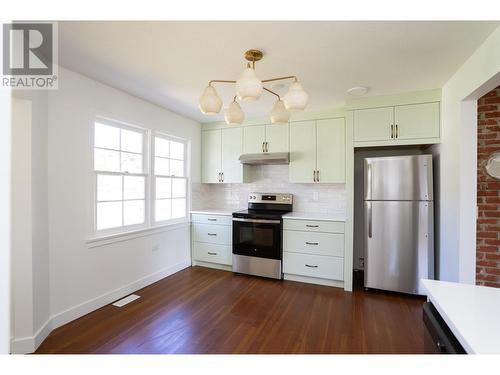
xmin=367 ymin=202 xmax=372 ymax=238
xmin=365 ymin=162 xmax=372 ymax=200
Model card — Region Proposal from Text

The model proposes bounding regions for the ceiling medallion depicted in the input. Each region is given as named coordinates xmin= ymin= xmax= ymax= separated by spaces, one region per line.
xmin=199 ymin=49 xmax=309 ymax=125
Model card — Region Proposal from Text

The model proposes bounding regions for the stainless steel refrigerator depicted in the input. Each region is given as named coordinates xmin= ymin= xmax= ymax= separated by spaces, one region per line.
xmin=364 ymin=155 xmax=434 ymax=295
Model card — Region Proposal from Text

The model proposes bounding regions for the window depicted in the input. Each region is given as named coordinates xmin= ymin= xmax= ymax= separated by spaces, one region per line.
xmin=153 ymin=135 xmax=187 ymax=223
xmin=93 ymin=117 xmax=188 ymax=235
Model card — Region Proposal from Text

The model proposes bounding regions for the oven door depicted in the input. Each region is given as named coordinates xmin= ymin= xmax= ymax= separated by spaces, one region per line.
xmin=232 ymin=218 xmax=282 ymax=260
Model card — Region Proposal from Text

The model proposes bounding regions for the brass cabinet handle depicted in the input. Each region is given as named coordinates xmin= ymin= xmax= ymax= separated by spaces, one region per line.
xmin=317 ymin=170 xmax=320 ymax=182
xmin=396 ymin=124 xmax=399 ymax=138
xmin=306 ymin=224 xmax=319 ymax=228
xmin=207 ymin=252 xmax=217 ymax=255
xmin=221 ymin=172 xmax=224 ymax=182
xmin=313 ymin=170 xmax=316 ymax=182
xmin=262 ymin=142 xmax=265 ymax=152
xmin=265 ymin=142 xmax=269 ymax=152
xmin=305 ymin=242 xmax=319 ymax=245
xmin=207 ymin=233 xmax=217 ymax=236
xmin=391 ymin=124 xmax=394 ymax=139
xmin=207 ymin=218 xmax=217 ymax=221
xmin=305 ymin=264 xmax=318 ymax=268
xmin=218 ymin=172 xmax=221 ymax=182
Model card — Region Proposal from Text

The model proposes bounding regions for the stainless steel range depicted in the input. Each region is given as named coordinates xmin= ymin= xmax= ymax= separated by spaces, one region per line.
xmin=232 ymin=193 xmax=293 ymax=279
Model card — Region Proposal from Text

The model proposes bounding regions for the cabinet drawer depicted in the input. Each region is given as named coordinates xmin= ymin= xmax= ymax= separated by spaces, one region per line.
xmin=191 ymin=214 xmax=232 ymax=226
xmin=193 ymin=242 xmax=232 ymax=265
xmin=283 ymin=252 xmax=344 ymax=281
xmin=283 ymin=219 xmax=344 ymax=233
xmin=192 ymin=223 xmax=232 ymax=245
xmin=284 ymin=230 xmax=344 ymax=257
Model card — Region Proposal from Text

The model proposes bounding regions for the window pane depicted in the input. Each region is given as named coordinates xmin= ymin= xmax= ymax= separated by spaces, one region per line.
xmin=97 ymin=174 xmax=122 ymax=201
xmin=95 ymin=148 xmax=120 ymax=172
xmin=169 ymin=159 xmax=185 ymax=177
xmin=124 ymin=200 xmax=145 ymax=226
xmin=121 ymin=152 xmax=143 ymax=173
xmin=124 ymin=176 xmax=144 ymax=200
xmin=97 ymin=201 xmax=122 ymax=230
xmin=155 ymin=137 xmax=169 ymax=158
xmin=154 ymin=157 xmax=169 ymax=176
xmin=156 ymin=177 xmax=171 ymax=199
xmin=172 ymin=178 xmax=186 ymax=198
xmin=172 ymin=199 xmax=186 ymax=219
xmin=170 ymin=140 xmax=185 ymax=160
xmin=121 ymin=128 xmax=143 ymax=153
xmin=155 ymin=199 xmax=171 ymax=222
xmin=95 ymin=123 xmax=120 ymax=150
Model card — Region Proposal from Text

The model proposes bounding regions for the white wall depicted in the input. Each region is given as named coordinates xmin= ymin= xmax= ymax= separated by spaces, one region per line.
xmin=47 ymin=67 xmax=200 ymax=328
xmin=0 ymin=87 xmax=12 ymax=354
xmin=434 ymin=26 xmax=500 ymax=283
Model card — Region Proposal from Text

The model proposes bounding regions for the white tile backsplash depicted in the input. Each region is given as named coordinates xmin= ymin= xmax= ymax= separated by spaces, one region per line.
xmin=192 ymin=165 xmax=346 ymax=216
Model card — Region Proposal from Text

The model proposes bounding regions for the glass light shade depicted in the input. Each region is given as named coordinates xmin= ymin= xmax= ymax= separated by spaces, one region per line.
xmin=236 ymin=67 xmax=263 ymax=102
xmin=270 ymin=99 xmax=290 ymax=124
xmin=199 ymin=86 xmax=222 ymax=115
xmin=283 ymin=81 xmax=309 ymax=111
xmin=224 ymin=101 xmax=245 ymax=125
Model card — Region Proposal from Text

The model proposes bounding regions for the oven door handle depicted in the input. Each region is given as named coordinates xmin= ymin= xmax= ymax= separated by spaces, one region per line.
xmin=232 ymin=218 xmax=281 ymax=224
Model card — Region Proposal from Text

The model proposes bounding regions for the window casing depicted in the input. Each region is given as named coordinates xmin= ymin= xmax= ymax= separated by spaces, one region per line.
xmin=92 ymin=117 xmax=188 ymax=236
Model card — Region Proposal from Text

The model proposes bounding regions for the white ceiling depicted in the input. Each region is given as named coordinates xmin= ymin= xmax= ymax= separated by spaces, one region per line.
xmin=58 ymin=21 xmax=499 ymax=123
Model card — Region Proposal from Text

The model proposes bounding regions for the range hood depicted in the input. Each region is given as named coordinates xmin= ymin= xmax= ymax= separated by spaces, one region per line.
xmin=239 ymin=152 xmax=290 ymax=165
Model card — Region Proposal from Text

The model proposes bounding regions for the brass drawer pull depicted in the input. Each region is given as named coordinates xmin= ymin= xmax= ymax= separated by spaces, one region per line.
xmin=207 ymin=252 xmax=217 ymax=255
xmin=207 ymin=218 xmax=217 ymax=221
xmin=305 ymin=264 xmax=318 ymax=268
xmin=306 ymin=225 xmax=319 ymax=228
xmin=207 ymin=233 xmax=217 ymax=236
xmin=305 ymin=242 xmax=319 ymax=245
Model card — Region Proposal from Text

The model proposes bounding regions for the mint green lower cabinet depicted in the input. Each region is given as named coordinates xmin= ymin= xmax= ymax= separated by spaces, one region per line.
xmin=289 ymin=121 xmax=316 ymax=183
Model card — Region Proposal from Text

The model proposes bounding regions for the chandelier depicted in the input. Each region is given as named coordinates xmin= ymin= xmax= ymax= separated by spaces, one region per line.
xmin=199 ymin=49 xmax=309 ymax=125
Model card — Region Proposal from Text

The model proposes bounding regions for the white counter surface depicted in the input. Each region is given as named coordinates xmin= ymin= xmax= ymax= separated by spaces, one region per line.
xmin=282 ymin=212 xmax=346 ymax=222
xmin=190 ymin=209 xmax=235 ymax=216
xmin=421 ymin=279 xmax=500 ymax=354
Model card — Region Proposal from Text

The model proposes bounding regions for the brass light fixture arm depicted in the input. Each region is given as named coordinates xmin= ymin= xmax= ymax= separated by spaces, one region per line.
xmin=208 ymin=79 xmax=236 ymax=86
xmin=263 ymin=87 xmax=280 ymax=100
xmin=262 ymin=75 xmax=297 ymax=83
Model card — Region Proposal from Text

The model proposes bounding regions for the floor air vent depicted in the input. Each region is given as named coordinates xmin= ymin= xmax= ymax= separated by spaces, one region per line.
xmin=112 ymin=294 xmax=140 ymax=307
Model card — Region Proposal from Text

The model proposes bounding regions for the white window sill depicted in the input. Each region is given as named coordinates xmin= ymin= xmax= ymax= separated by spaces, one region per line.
xmin=86 ymin=221 xmax=191 ymax=248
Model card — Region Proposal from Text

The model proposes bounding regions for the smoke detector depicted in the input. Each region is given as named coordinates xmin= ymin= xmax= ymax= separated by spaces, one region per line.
xmin=346 ymin=86 xmax=369 ymax=96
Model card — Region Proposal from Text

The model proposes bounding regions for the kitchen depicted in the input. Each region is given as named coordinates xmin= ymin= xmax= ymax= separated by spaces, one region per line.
xmin=1 ymin=11 xmax=500 ymax=373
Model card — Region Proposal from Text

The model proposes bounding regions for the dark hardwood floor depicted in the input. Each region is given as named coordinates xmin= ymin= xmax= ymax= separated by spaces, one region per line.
xmin=36 ymin=267 xmax=426 ymax=354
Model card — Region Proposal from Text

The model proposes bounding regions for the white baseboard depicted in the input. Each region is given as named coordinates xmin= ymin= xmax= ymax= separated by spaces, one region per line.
xmin=11 ymin=318 xmax=52 ymax=354
xmin=192 ymin=260 xmax=232 ymax=272
xmin=284 ymin=273 xmax=344 ymax=289
xmin=10 ymin=259 xmax=191 ymax=354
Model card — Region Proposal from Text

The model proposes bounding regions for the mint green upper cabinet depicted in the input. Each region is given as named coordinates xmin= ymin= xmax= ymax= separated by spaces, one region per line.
xmin=243 ymin=125 xmax=266 ymax=154
xmin=394 ymin=102 xmax=440 ymax=140
xmin=201 ymin=130 xmax=222 ymax=183
xmin=265 ymin=123 xmax=289 ymax=153
xmin=353 ymin=107 xmax=393 ymax=142
xmin=316 ymin=118 xmax=345 ymax=183
xmin=221 ymin=127 xmax=243 ymax=183
xmin=289 ymin=119 xmax=346 ymax=183
xmin=289 ymin=121 xmax=316 ymax=183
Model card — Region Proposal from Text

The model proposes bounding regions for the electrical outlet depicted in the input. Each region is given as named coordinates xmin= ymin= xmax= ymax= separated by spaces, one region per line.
xmin=358 ymin=257 xmax=365 ymax=268
xmin=152 ymin=244 xmax=160 ymax=252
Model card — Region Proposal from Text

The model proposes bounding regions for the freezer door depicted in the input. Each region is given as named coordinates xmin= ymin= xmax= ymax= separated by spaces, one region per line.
xmin=364 ymin=200 xmax=434 ymax=294
xmin=364 ymin=155 xmax=433 ymax=201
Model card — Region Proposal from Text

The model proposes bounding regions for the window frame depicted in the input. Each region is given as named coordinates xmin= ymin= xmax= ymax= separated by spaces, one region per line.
xmin=151 ymin=131 xmax=189 ymax=226
xmin=91 ymin=116 xmax=189 ymax=238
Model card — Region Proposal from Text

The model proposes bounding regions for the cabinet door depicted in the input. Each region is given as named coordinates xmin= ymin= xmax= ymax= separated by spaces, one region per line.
xmin=201 ymin=130 xmax=221 ymax=183
xmin=265 ymin=123 xmax=289 ymax=153
xmin=243 ymin=125 xmax=266 ymax=154
xmin=353 ymin=107 xmax=394 ymax=142
xmin=316 ymin=118 xmax=345 ymax=183
xmin=394 ymin=102 xmax=440 ymax=140
xmin=221 ymin=127 xmax=243 ymax=183
xmin=289 ymin=121 xmax=316 ymax=183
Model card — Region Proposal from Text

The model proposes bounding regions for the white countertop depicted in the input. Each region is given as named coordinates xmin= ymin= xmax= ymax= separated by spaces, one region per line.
xmin=190 ymin=209 xmax=235 ymax=216
xmin=421 ymin=279 xmax=500 ymax=354
xmin=282 ymin=212 xmax=346 ymax=222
